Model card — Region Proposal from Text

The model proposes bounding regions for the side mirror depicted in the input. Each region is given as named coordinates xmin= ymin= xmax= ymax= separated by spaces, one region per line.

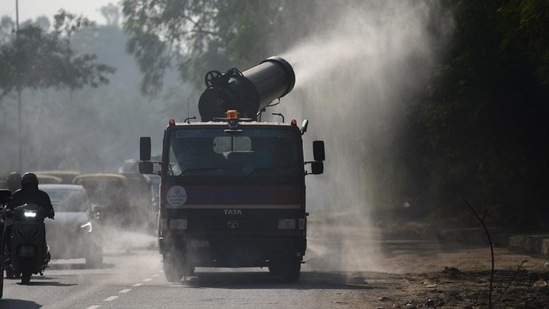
xmin=300 ymin=119 xmax=309 ymax=135
xmin=90 ymin=205 xmax=104 ymax=220
xmin=139 ymin=161 xmax=154 ymax=174
xmin=310 ymin=161 xmax=324 ymax=175
xmin=0 ymin=189 xmax=11 ymax=204
xmin=140 ymin=137 xmax=151 ymax=161
xmin=313 ymin=140 xmax=325 ymax=161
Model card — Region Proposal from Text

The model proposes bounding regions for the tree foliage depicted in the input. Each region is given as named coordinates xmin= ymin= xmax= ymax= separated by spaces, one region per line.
xmin=122 ymin=0 xmax=318 ymax=95
xmin=414 ymin=0 xmax=549 ymax=227
xmin=0 ymin=11 xmax=115 ymax=97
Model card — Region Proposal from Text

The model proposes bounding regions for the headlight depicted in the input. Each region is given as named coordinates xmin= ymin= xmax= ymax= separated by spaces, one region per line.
xmin=169 ymin=219 xmax=188 ymax=230
xmin=23 ymin=211 xmax=37 ymax=218
xmin=278 ymin=219 xmax=296 ymax=229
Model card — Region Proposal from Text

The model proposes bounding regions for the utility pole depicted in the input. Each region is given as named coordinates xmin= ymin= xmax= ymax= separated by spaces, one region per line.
xmin=16 ymin=0 xmax=23 ymax=172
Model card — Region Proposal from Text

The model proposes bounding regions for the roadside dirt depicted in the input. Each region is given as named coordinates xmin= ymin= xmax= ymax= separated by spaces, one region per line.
xmin=361 ymin=247 xmax=549 ymax=308
xmin=306 ymin=222 xmax=549 ymax=308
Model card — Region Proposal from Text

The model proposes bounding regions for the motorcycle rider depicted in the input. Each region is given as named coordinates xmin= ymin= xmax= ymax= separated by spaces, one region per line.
xmin=5 ymin=173 xmax=54 ymax=271
xmin=6 ymin=172 xmax=22 ymax=194
xmin=7 ymin=173 xmax=55 ymax=218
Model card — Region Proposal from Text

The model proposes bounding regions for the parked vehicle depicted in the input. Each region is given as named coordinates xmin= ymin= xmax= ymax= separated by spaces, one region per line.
xmin=39 ymin=184 xmax=103 ymax=266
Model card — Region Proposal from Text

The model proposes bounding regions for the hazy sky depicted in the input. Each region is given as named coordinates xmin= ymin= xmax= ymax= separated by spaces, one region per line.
xmin=1 ymin=0 xmax=118 ymax=24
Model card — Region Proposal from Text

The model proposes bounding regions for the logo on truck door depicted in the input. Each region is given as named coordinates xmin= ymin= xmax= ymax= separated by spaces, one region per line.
xmin=166 ymin=186 xmax=187 ymax=207
xmin=224 ymin=209 xmax=242 ymax=215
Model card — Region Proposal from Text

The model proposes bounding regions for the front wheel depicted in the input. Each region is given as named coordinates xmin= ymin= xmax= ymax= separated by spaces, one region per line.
xmin=85 ymin=247 xmax=103 ymax=267
xmin=20 ymin=270 xmax=31 ymax=284
xmin=163 ymin=255 xmax=183 ymax=282
xmin=269 ymin=257 xmax=301 ymax=282
xmin=163 ymin=252 xmax=195 ymax=282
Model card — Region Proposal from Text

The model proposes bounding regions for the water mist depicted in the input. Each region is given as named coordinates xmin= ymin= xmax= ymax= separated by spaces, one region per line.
xmin=270 ymin=1 xmax=446 ymax=273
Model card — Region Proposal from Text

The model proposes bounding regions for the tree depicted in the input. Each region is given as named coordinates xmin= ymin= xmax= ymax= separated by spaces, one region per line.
xmin=121 ymin=0 xmax=320 ymax=96
xmin=0 ymin=11 xmax=115 ymax=98
xmin=413 ymin=0 xmax=549 ymax=227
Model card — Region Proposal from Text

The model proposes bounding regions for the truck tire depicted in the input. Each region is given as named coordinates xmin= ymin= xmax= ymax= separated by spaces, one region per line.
xmin=163 ymin=252 xmax=195 ymax=282
xmin=269 ymin=257 xmax=301 ymax=282
xmin=163 ymin=253 xmax=184 ymax=282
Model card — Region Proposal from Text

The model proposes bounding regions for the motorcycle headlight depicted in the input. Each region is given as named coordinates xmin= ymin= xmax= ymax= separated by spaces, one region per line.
xmin=23 ymin=211 xmax=37 ymax=218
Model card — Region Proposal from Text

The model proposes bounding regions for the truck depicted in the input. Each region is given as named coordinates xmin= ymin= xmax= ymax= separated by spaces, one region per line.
xmin=139 ymin=56 xmax=325 ymax=282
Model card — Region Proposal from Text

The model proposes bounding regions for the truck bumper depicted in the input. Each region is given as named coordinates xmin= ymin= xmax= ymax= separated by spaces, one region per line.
xmin=159 ymin=236 xmax=306 ymax=267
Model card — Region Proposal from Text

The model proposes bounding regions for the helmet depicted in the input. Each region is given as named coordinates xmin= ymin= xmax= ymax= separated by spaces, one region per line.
xmin=6 ymin=172 xmax=22 ymax=191
xmin=21 ymin=172 xmax=39 ymax=186
xmin=7 ymin=171 xmax=22 ymax=184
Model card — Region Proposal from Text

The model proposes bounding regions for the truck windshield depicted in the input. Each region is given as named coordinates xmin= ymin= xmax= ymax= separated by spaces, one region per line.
xmin=166 ymin=127 xmax=302 ymax=179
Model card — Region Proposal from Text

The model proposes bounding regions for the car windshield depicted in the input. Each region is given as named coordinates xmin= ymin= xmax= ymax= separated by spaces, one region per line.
xmin=42 ymin=188 xmax=89 ymax=212
xmin=167 ymin=127 xmax=302 ymax=179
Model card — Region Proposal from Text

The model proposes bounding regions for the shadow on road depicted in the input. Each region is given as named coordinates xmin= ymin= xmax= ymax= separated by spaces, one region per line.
xmin=178 ymin=270 xmax=381 ymax=290
xmin=0 ymin=299 xmax=41 ymax=308
xmin=16 ymin=280 xmax=77 ymax=287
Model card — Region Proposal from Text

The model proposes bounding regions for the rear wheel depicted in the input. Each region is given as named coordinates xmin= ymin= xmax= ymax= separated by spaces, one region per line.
xmin=21 ymin=270 xmax=31 ymax=285
xmin=19 ymin=257 xmax=34 ymax=284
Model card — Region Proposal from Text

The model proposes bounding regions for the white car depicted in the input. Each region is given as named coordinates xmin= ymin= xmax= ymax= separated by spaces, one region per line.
xmin=39 ymin=184 xmax=103 ymax=266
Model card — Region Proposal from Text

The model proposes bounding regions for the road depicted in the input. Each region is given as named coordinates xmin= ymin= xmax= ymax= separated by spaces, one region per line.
xmin=1 ymin=227 xmax=379 ymax=309
xmin=1 ymin=227 xmax=548 ymax=308
xmin=1 ymin=249 xmax=374 ymax=309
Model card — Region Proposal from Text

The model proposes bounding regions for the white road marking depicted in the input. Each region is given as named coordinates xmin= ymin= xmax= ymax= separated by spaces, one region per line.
xmin=119 ymin=289 xmax=132 ymax=293
xmin=104 ymin=296 xmax=118 ymax=302
xmin=152 ymin=274 xmax=160 ymax=277
xmin=143 ymin=278 xmax=152 ymax=282
xmin=86 ymin=306 xmax=101 ymax=309
xmin=132 ymin=283 xmax=143 ymax=287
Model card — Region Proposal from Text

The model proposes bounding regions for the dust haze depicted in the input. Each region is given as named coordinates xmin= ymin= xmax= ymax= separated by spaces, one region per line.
xmin=267 ymin=1 xmax=450 ymax=272
xmin=0 ymin=1 xmax=452 ymax=276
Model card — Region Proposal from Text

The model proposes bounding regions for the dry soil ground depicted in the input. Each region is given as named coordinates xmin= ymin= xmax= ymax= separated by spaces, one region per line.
xmin=306 ymin=221 xmax=549 ymax=308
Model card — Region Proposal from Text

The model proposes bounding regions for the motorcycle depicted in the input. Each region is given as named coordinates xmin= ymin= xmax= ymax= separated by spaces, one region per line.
xmin=5 ymin=203 xmax=51 ymax=284
xmin=0 ymin=189 xmax=12 ymax=298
